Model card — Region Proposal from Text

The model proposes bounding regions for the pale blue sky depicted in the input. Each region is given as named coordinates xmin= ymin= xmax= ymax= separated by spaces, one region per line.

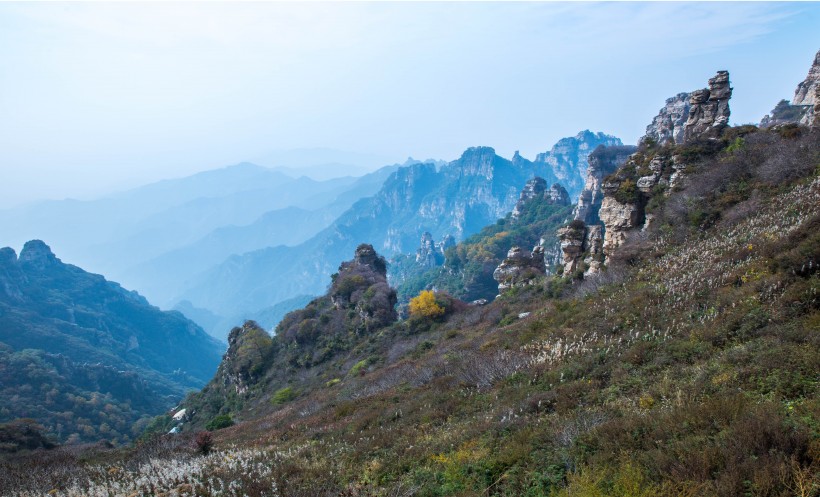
xmin=1 ymin=2 xmax=819 ymax=208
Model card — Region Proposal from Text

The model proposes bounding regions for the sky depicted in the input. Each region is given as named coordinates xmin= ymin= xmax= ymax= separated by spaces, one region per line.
xmin=1 ymin=2 xmax=819 ymax=208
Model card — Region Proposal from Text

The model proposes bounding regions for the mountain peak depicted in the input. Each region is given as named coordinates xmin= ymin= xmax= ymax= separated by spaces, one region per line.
xmin=0 ymin=247 xmax=16 ymax=265
xmin=351 ymin=243 xmax=388 ymax=276
xmin=18 ymin=240 xmax=59 ymax=269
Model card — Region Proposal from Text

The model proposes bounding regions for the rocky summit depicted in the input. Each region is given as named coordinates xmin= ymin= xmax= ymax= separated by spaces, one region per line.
xmin=512 ymin=178 xmax=570 ymax=220
xmin=682 ymin=70 xmax=732 ymax=142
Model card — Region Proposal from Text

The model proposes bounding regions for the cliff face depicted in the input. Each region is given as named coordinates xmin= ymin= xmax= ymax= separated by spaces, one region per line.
xmin=492 ymin=246 xmax=545 ymax=292
xmin=643 ymin=93 xmax=690 ymax=146
xmin=554 ymin=72 xmax=734 ymax=274
xmin=573 ymin=145 xmax=637 ymax=225
xmin=761 ymin=49 xmax=820 ymax=128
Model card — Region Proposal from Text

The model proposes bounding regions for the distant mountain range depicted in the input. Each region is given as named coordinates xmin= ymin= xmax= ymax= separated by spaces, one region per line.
xmin=0 ymin=133 xmax=619 ymax=340
xmin=0 ymin=161 xmax=399 ymax=311
xmin=0 ymin=240 xmax=223 ymax=444
xmin=175 ymin=131 xmax=621 ymax=321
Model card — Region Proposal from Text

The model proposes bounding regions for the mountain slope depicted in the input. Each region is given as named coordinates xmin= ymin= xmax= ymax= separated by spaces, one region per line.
xmin=0 ymin=241 xmax=223 ymax=445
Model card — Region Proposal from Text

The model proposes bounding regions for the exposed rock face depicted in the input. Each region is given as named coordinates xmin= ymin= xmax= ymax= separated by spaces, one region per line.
xmin=512 ymin=178 xmax=547 ymax=220
xmin=573 ymin=145 xmax=637 ymax=225
xmin=546 ymin=183 xmax=571 ymax=206
xmin=557 ymin=223 xmax=586 ymax=274
xmin=763 ymin=49 xmax=820 ymax=127
xmin=644 ymin=93 xmax=690 ymax=145
xmin=793 ymin=49 xmax=820 ymax=110
xmin=599 ymin=195 xmax=642 ymax=262
xmin=493 ymin=246 xmax=545 ymax=292
xmin=416 ymin=232 xmax=445 ymax=268
xmin=582 ymin=225 xmax=605 ymax=275
xmin=348 ymin=243 xmax=387 ymax=276
xmin=683 ymin=71 xmax=732 ymax=143
xmin=437 ymin=234 xmax=455 ymax=254
xmin=512 ymin=178 xmax=570 ymax=221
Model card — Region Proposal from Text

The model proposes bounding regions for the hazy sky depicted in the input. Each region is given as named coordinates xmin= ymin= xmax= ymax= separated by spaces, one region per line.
xmin=1 ymin=2 xmax=819 ymax=208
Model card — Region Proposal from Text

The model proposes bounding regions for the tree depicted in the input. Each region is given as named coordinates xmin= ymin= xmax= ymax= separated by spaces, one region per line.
xmin=408 ymin=290 xmax=445 ymax=319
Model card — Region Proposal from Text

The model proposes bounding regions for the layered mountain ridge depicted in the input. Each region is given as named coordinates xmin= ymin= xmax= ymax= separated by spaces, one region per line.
xmin=176 ymin=132 xmax=621 ymax=322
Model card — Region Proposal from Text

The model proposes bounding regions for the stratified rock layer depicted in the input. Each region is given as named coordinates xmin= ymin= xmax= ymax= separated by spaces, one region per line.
xmin=644 ymin=93 xmax=690 ymax=146
xmin=683 ymin=71 xmax=732 ymax=143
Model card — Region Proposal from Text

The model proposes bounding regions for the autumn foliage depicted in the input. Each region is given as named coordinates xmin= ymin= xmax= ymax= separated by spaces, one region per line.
xmin=408 ymin=290 xmax=445 ymax=319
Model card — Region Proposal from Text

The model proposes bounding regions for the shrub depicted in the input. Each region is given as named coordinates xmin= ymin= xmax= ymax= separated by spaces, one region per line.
xmin=194 ymin=431 xmax=213 ymax=454
xmin=204 ymin=414 xmax=234 ymax=431
xmin=613 ymin=179 xmax=639 ymax=204
xmin=271 ymin=387 xmax=297 ymax=405
xmin=409 ymin=290 xmax=446 ymax=319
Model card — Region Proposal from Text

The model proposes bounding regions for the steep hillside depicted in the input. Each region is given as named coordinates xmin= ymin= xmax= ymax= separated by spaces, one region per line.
xmin=0 ymin=241 xmax=223 ymax=445
xmin=177 ymin=132 xmax=620 ymax=317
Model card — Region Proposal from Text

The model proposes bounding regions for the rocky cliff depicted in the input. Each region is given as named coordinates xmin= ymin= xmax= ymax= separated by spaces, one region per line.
xmin=761 ymin=49 xmax=819 ymax=128
xmin=492 ymin=246 xmax=545 ymax=292
xmin=512 ymin=178 xmax=570 ymax=220
xmin=573 ymin=145 xmax=637 ymax=225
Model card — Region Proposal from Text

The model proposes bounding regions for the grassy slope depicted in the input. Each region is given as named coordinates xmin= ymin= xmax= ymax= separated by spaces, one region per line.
xmin=2 ymin=127 xmax=819 ymax=497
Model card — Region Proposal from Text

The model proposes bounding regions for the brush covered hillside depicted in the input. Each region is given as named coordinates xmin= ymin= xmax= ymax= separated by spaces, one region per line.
xmin=0 ymin=241 xmax=223 ymax=446
xmin=177 ymin=132 xmax=621 ymax=319
xmin=2 ymin=59 xmax=820 ymax=497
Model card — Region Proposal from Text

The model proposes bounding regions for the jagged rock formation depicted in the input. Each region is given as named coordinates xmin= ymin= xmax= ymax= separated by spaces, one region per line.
xmin=598 ymin=194 xmax=643 ymax=259
xmin=415 ymin=232 xmax=446 ymax=268
xmin=185 ymin=245 xmax=397 ymax=426
xmin=682 ymin=71 xmax=732 ymax=142
xmin=532 ymin=131 xmax=624 ymax=198
xmin=492 ymin=246 xmax=545 ymax=292
xmin=560 ymin=71 xmax=730 ymax=275
xmin=555 ymin=221 xmax=606 ymax=276
xmin=761 ymin=49 xmax=819 ymax=128
xmin=556 ymin=222 xmax=586 ymax=274
xmin=437 ymin=234 xmax=455 ymax=254
xmin=643 ymin=93 xmax=690 ymax=145
xmin=793 ymin=49 xmax=820 ymax=116
xmin=573 ymin=145 xmax=637 ymax=225
xmin=512 ymin=178 xmax=570 ymax=220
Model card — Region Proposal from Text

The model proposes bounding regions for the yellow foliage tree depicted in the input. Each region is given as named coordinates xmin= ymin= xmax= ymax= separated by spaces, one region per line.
xmin=409 ymin=290 xmax=445 ymax=319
